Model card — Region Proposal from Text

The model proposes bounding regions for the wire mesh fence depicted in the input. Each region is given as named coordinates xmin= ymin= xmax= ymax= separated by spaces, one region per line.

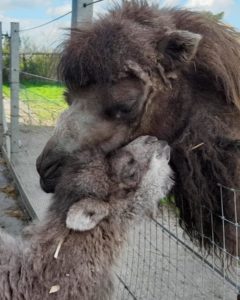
xmin=115 ymin=185 xmax=240 ymax=299
xmin=3 ymin=53 xmax=66 ymax=126
xmin=0 ymin=21 xmax=240 ymax=300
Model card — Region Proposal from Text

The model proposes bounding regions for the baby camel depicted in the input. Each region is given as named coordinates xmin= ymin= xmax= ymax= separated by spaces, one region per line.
xmin=0 ymin=136 xmax=173 ymax=300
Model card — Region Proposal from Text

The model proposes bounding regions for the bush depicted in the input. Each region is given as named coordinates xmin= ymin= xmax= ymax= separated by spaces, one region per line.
xmin=20 ymin=53 xmax=60 ymax=80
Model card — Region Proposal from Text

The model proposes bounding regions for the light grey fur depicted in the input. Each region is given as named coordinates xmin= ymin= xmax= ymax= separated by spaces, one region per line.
xmin=0 ymin=136 xmax=173 ymax=300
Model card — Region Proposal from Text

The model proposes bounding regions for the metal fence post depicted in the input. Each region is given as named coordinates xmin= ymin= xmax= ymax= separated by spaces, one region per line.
xmin=72 ymin=0 xmax=93 ymax=28
xmin=0 ymin=23 xmax=3 ymax=148
xmin=10 ymin=22 xmax=20 ymax=162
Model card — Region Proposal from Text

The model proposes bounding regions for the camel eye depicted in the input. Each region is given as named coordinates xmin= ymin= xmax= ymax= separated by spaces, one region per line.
xmin=129 ymin=171 xmax=136 ymax=179
xmin=125 ymin=167 xmax=140 ymax=187
xmin=116 ymin=106 xmax=132 ymax=119
xmin=64 ymin=91 xmax=73 ymax=106
xmin=104 ymin=103 xmax=133 ymax=120
xmin=87 ymin=211 xmax=95 ymax=217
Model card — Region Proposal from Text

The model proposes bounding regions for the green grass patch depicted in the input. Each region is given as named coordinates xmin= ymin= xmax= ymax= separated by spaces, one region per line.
xmin=3 ymin=81 xmax=67 ymax=124
xmin=159 ymin=195 xmax=179 ymax=215
xmin=3 ymin=85 xmax=10 ymax=98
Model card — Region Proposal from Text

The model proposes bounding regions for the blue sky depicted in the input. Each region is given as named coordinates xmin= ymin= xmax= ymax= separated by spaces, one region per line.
xmin=1 ymin=0 xmax=240 ymax=50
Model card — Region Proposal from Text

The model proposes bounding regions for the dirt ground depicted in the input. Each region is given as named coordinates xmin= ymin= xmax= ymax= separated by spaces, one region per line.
xmin=0 ymin=156 xmax=28 ymax=235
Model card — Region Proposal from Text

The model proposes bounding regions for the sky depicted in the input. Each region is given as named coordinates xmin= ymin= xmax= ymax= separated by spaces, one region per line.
xmin=1 ymin=0 xmax=240 ymax=50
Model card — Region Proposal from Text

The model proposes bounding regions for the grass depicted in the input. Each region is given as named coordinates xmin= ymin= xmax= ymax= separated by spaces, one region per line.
xmin=159 ymin=195 xmax=179 ymax=216
xmin=3 ymin=81 xmax=67 ymax=124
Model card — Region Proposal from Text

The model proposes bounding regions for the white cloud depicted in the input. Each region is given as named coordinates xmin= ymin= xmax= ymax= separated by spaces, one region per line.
xmin=21 ymin=24 xmax=70 ymax=51
xmin=19 ymin=19 xmax=70 ymax=51
xmin=47 ymin=3 xmax=71 ymax=17
xmin=161 ymin=0 xmax=180 ymax=7
xmin=0 ymin=1 xmax=72 ymax=51
xmin=0 ymin=13 xmax=70 ymax=51
xmin=1 ymin=0 xmax=51 ymax=11
xmin=185 ymin=0 xmax=234 ymax=13
xmin=186 ymin=0 xmax=213 ymax=6
xmin=0 ymin=13 xmax=19 ymax=34
xmin=93 ymin=0 xmax=115 ymax=18
xmin=146 ymin=0 xmax=161 ymax=5
xmin=93 ymin=0 xmax=181 ymax=18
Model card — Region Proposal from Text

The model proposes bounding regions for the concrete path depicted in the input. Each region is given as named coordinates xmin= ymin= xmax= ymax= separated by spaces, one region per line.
xmin=12 ymin=124 xmax=53 ymax=219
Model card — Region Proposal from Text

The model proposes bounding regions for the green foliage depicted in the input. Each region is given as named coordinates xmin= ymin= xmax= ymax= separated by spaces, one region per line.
xmin=20 ymin=53 xmax=59 ymax=79
xmin=2 ymin=34 xmax=10 ymax=53
xmin=2 ymin=35 xmax=10 ymax=82
xmin=3 ymin=35 xmax=60 ymax=82
xmin=19 ymin=36 xmax=60 ymax=79
xmin=159 ymin=195 xmax=179 ymax=216
xmin=160 ymin=195 xmax=175 ymax=207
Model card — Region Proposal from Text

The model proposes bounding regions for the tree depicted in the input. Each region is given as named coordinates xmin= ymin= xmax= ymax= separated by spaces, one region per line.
xmin=2 ymin=33 xmax=10 ymax=82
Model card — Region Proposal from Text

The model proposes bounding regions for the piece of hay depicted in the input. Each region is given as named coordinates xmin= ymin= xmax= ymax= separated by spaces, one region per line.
xmin=4 ymin=209 xmax=25 ymax=220
xmin=54 ymin=238 xmax=64 ymax=259
xmin=49 ymin=285 xmax=60 ymax=294
xmin=190 ymin=142 xmax=205 ymax=151
xmin=0 ymin=185 xmax=17 ymax=198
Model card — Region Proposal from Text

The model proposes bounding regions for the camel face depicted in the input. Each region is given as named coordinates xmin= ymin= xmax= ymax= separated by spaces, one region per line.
xmin=64 ymin=135 xmax=173 ymax=232
xmin=111 ymin=136 xmax=173 ymax=201
xmin=36 ymin=29 xmax=200 ymax=194
xmin=36 ymin=2 xmax=202 ymax=194
xmin=110 ymin=136 xmax=171 ymax=188
xmin=36 ymin=78 xmax=148 ymax=193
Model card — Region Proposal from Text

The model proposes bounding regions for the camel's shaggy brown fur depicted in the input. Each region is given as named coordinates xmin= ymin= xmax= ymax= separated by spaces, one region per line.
xmin=37 ymin=1 xmax=240 ymax=254
xmin=0 ymin=136 xmax=173 ymax=300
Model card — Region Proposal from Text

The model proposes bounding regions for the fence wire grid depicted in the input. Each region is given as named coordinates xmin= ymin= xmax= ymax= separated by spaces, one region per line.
xmin=115 ymin=185 xmax=240 ymax=299
xmin=0 ymin=22 xmax=240 ymax=300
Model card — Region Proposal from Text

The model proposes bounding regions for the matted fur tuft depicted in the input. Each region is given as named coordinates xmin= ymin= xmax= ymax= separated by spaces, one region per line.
xmin=171 ymin=110 xmax=240 ymax=253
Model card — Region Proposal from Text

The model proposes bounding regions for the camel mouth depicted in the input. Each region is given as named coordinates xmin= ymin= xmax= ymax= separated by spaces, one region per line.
xmin=37 ymin=154 xmax=66 ymax=193
xmin=40 ymin=177 xmax=58 ymax=193
xmin=39 ymin=165 xmax=63 ymax=193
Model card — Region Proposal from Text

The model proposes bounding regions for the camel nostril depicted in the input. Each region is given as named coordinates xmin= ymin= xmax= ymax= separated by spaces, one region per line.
xmin=144 ymin=136 xmax=159 ymax=144
xmin=37 ymin=148 xmax=66 ymax=176
xmin=127 ymin=157 xmax=135 ymax=165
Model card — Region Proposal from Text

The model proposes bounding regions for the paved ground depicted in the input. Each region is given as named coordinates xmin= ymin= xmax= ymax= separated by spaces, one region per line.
xmin=13 ymin=124 xmax=53 ymax=219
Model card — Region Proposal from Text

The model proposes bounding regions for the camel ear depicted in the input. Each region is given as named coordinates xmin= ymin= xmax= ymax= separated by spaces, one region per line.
xmin=66 ymin=198 xmax=109 ymax=231
xmin=158 ymin=30 xmax=202 ymax=69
